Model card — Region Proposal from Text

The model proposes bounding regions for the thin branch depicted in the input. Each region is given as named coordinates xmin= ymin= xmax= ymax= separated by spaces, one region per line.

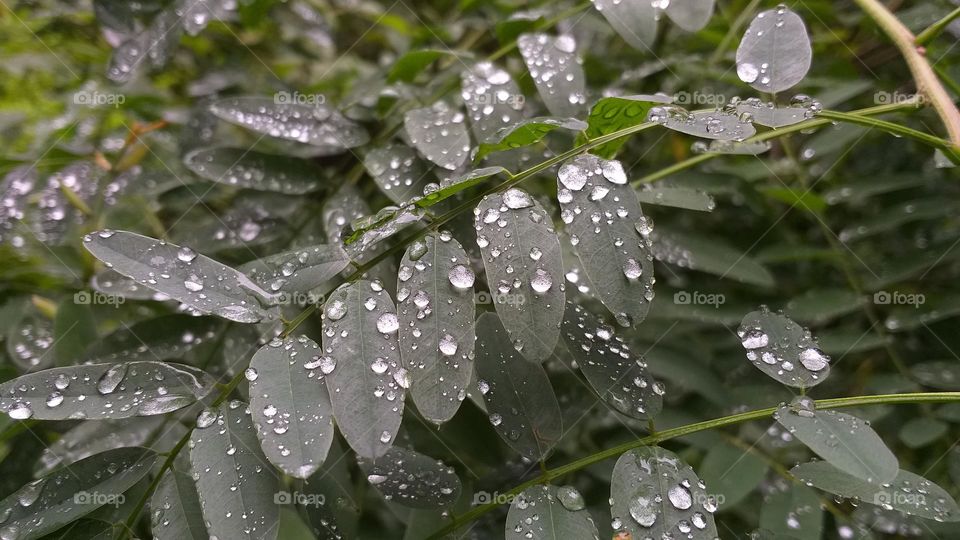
xmin=915 ymin=6 xmax=960 ymax=46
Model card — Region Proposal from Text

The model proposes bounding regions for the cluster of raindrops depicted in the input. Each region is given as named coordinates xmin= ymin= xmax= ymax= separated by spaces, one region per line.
xmin=7 ymin=315 xmax=54 ymax=371
xmin=507 ymin=485 xmax=598 ymax=539
xmin=358 ymin=447 xmax=460 ymax=507
xmin=0 ymin=166 xmax=36 ymax=247
xmin=184 ymin=148 xmax=322 ymax=195
xmin=737 ymin=307 xmax=831 ymax=387
xmin=733 ymin=95 xmax=822 ymax=128
xmin=648 ymin=104 xmax=756 ymax=141
xmin=517 ymin=33 xmax=587 ymax=117
xmin=32 ymin=162 xmax=101 ymax=245
xmin=403 ymin=101 xmax=472 ymax=171
xmin=363 ymin=143 xmax=433 ymax=205
xmin=460 ymin=62 xmax=526 ymax=143
xmin=240 ymin=243 xmax=350 ymax=296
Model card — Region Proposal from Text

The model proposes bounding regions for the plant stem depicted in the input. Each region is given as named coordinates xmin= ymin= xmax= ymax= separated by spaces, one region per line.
xmin=915 ymin=6 xmax=960 ymax=46
xmin=851 ymin=0 xmax=960 ymax=147
xmin=817 ymin=110 xmax=960 ymax=163
xmin=427 ymin=391 xmax=960 ymax=538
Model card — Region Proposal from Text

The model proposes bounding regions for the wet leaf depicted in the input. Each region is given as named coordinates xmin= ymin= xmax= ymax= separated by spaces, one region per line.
xmin=775 ymin=397 xmax=898 ymax=483
xmin=634 ymin=185 xmax=716 ymax=212
xmin=357 ymin=446 xmax=461 ymax=508
xmin=416 ymin=166 xmax=511 ymax=208
xmin=321 ymin=280 xmax=405 ymax=459
xmin=0 ymin=447 xmax=156 ymax=540
xmin=474 ymin=188 xmax=565 ymax=362
xmin=83 ymin=230 xmax=277 ymax=323
xmin=389 ymin=49 xmax=464 ymax=83
xmin=248 ymin=335 xmax=335 ymax=479
xmin=736 ymin=6 xmax=812 ymax=93
xmin=791 ymin=461 xmax=960 ymax=522
xmin=665 ymin=0 xmax=716 ymax=32
xmin=461 ymin=62 xmax=526 ymax=143
xmin=698 ymin=443 xmax=768 ymax=510
xmin=735 ymin=97 xmax=817 ymax=128
xmin=404 ymin=101 xmax=471 ymax=171
xmin=557 ymin=155 xmax=655 ymax=326
xmin=738 ymin=309 xmax=831 ymax=388
xmin=475 ymin=117 xmax=585 ymax=162
xmin=35 ymin=417 xmax=165 ymax=476
xmin=610 ymin=446 xmax=719 ymax=538
xmin=473 ymin=312 xmax=563 ymax=461
xmin=593 ymin=0 xmax=658 ymax=51
xmin=239 ymin=243 xmax=351 ymax=295
xmin=190 ymin=401 xmax=281 ymax=540
xmin=151 ymin=456 xmax=207 ymax=540
xmin=561 ymin=301 xmax=663 ymax=419
xmin=82 ymin=314 xmax=220 ymax=364
xmin=184 ymin=147 xmax=324 ymax=195
xmin=0 ymin=361 xmax=216 ymax=420
xmin=505 ymin=484 xmax=599 ymax=539
xmin=759 ymin=484 xmax=824 ymax=540
xmin=783 ymin=288 xmax=866 ymax=325
xmin=580 ymin=94 xmax=670 ymax=158
xmin=649 ymin=227 xmax=775 ymax=287
xmin=649 ymin=105 xmax=756 ymax=141
xmin=911 ymin=361 xmax=960 ymax=390
xmin=517 ymin=33 xmax=587 ymax=117
xmin=397 ymin=233 xmax=475 ymax=424
xmin=364 ymin=143 xmax=434 ymax=204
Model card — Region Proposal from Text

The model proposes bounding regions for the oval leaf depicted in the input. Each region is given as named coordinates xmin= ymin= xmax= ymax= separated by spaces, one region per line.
xmin=506 ymin=484 xmax=599 ymax=539
xmin=476 ymin=117 xmax=586 ymax=161
xmin=649 ymin=227 xmax=775 ymax=287
xmin=474 ymin=188 xmax=565 ymax=362
xmin=610 ymin=447 xmax=719 ymax=538
xmin=0 ymin=361 xmax=216 ymax=420
xmin=190 ymin=401 xmax=281 ymax=540
xmin=665 ymin=0 xmax=716 ymax=32
xmin=473 ymin=312 xmax=563 ymax=461
xmin=364 ymin=143 xmax=433 ymax=204
xmin=184 ymin=147 xmax=324 ymax=194
xmin=557 ymin=155 xmax=655 ymax=326
xmin=759 ymin=484 xmax=824 ymax=540
xmin=461 ymin=62 xmax=526 ymax=143
xmin=736 ymin=6 xmax=812 ymax=93
xmin=322 ymin=280 xmax=405 ymax=459
xmin=36 ymin=417 xmax=165 ymax=476
xmin=397 ymin=233 xmax=476 ymax=424
xmin=83 ymin=230 xmax=276 ymax=323
xmin=248 ymin=335 xmax=335 ymax=479
xmin=82 ymin=314 xmax=221 ymax=364
xmin=649 ymin=105 xmax=756 ymax=141
xmin=593 ymin=0 xmax=658 ymax=51
xmin=737 ymin=309 xmax=831 ymax=388
xmin=357 ymin=446 xmax=461 ymax=509
xmin=240 ymin=243 xmax=351 ymax=295
xmin=581 ymin=94 xmax=672 ymax=159
xmin=151 ymin=456 xmax=207 ymax=540
xmin=517 ymin=33 xmax=587 ymax=117
xmin=404 ymin=101 xmax=471 ymax=171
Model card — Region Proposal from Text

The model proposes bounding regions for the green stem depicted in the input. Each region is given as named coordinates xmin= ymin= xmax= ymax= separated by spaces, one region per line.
xmin=427 ymin=391 xmax=960 ymax=538
xmin=915 ymin=6 xmax=960 ymax=46
xmin=817 ymin=109 xmax=960 ymax=163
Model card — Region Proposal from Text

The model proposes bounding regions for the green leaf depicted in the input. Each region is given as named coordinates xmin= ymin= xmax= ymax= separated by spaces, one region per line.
xmin=357 ymin=446 xmax=461 ymax=509
xmin=911 ymin=361 xmax=960 ymax=390
xmin=760 ymin=187 xmax=828 ymax=213
xmin=183 ymin=147 xmax=324 ymax=194
xmin=784 ymin=288 xmax=866 ymax=325
xmin=190 ymin=401 xmax=281 ymax=540
xmin=83 ymin=230 xmax=276 ymax=323
xmin=790 ymin=461 xmax=960 ymax=522
xmin=151 ymin=455 xmax=207 ymax=540
xmin=898 ymin=417 xmax=948 ymax=449
xmin=738 ymin=309 xmax=831 ymax=388
xmin=759 ymin=484 xmax=824 ymax=540
xmin=322 ymin=280 xmax=405 ymax=459
xmin=474 ymin=312 xmax=563 ymax=461
xmin=416 ymin=166 xmax=511 ymax=208
xmin=0 ymin=447 xmax=157 ymax=540
xmin=0 ymin=361 xmax=216 ymax=420
xmin=35 ymin=417 xmax=165 ymax=476
xmin=505 ymin=485 xmax=598 ymax=539
xmin=475 ymin=117 xmax=586 ymax=162
xmin=388 ymin=49 xmax=464 ymax=83
xmin=248 ymin=335 xmax=335 ymax=479
xmin=517 ymin=33 xmax=586 ymax=118
xmin=610 ymin=447 xmax=719 ymax=538
xmin=397 ymin=233 xmax=476 ymax=424
xmin=557 ymin=155 xmax=655 ymax=326
xmin=52 ymin=298 xmax=97 ymax=366
xmin=561 ymin=301 xmax=663 ymax=419
xmin=650 ymin=106 xmax=756 ymax=141
xmin=299 ymin=438 xmax=360 ymax=539
xmin=460 ymin=62 xmax=526 ymax=143
xmin=475 ymin=189 xmax=565 ymax=362
xmin=7 ymin=311 xmax=55 ymax=372
xmin=736 ymin=7 xmax=812 ymax=93
xmin=209 ymin=96 xmax=368 ymax=152
xmin=403 ymin=102 xmax=471 ymax=171
xmin=839 ymin=199 xmax=957 ymax=243
xmin=698 ymin=443 xmax=769 ymax=510
xmin=239 ymin=243 xmax=351 ymax=295
xmin=665 ymin=0 xmax=715 ymax=32
xmin=580 ymin=94 xmax=668 ymax=158
xmin=364 ymin=143 xmax=434 ymax=204
xmin=82 ymin=314 xmax=221 ymax=364
xmin=823 ymin=173 xmax=925 ymax=205
xmin=593 ymin=0 xmax=658 ymax=51
xmin=775 ymin=397 xmax=898 ymax=483
xmin=883 ymin=292 xmax=960 ymax=331
xmin=634 ymin=185 xmax=715 ymax=212
xmin=649 ymin=227 xmax=775 ymax=287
